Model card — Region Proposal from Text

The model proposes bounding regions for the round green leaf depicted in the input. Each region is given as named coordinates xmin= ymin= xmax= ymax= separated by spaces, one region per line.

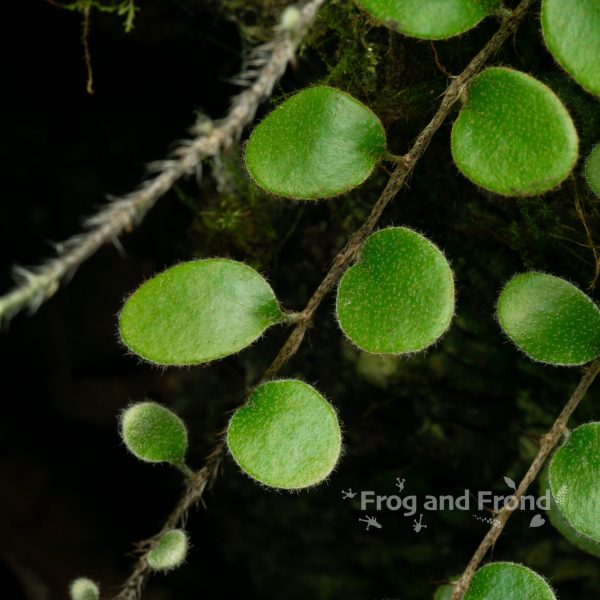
xmin=147 ymin=529 xmax=188 ymax=572
xmin=539 ymin=466 xmax=600 ymax=557
xmin=451 ymin=67 xmax=579 ymax=196
xmin=227 ymin=380 xmax=342 ymax=489
xmin=69 ymin=578 xmax=100 ymax=600
xmin=121 ymin=402 xmax=188 ymax=465
xmin=497 ymin=272 xmax=600 ymax=366
xmin=549 ymin=423 xmax=600 ymax=544
xmin=119 ymin=259 xmax=285 ymax=366
xmin=542 ymin=0 xmax=600 ymax=96
xmin=244 ymin=86 xmax=386 ymax=199
xmin=336 ymin=227 xmax=455 ymax=354
xmin=357 ymin=0 xmax=500 ymax=40
xmin=463 ymin=563 xmax=556 ymax=600
xmin=585 ymin=144 xmax=600 ymax=197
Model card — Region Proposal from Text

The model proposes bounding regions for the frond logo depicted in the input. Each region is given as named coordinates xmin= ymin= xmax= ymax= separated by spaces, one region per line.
xmin=555 ymin=484 xmax=568 ymax=504
xmin=342 ymin=475 xmax=550 ymax=532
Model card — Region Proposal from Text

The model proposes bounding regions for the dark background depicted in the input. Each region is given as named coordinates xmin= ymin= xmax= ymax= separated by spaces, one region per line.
xmin=1 ymin=1 xmax=600 ymax=599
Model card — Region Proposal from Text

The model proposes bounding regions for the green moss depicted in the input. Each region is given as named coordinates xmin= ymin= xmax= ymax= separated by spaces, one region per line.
xmin=303 ymin=0 xmax=437 ymax=128
xmin=178 ymin=149 xmax=294 ymax=272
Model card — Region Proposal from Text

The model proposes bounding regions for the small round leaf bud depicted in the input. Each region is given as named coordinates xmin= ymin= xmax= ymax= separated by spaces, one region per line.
xmin=120 ymin=402 xmax=188 ymax=465
xmin=69 ymin=578 xmax=100 ymax=600
xmin=280 ymin=7 xmax=301 ymax=32
xmin=147 ymin=529 xmax=189 ymax=572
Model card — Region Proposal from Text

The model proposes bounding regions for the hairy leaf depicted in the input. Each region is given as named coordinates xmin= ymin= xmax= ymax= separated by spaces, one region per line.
xmin=540 ymin=466 xmax=600 ymax=557
xmin=119 ymin=259 xmax=285 ymax=365
xmin=463 ymin=562 xmax=556 ymax=600
xmin=357 ymin=0 xmax=500 ymax=39
xmin=147 ymin=530 xmax=189 ymax=571
xmin=121 ymin=402 xmax=188 ymax=465
xmin=451 ymin=67 xmax=578 ymax=196
xmin=497 ymin=272 xmax=600 ymax=365
xmin=549 ymin=423 xmax=600 ymax=544
xmin=69 ymin=578 xmax=100 ymax=600
xmin=542 ymin=0 xmax=600 ymax=96
xmin=245 ymin=86 xmax=386 ymax=199
xmin=585 ymin=144 xmax=600 ymax=197
xmin=336 ymin=227 xmax=454 ymax=354
xmin=227 ymin=380 xmax=342 ymax=489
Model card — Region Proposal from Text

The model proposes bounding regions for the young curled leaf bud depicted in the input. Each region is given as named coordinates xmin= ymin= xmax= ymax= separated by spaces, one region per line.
xmin=147 ymin=529 xmax=189 ymax=572
xmin=120 ymin=402 xmax=188 ymax=465
xmin=69 ymin=578 xmax=100 ymax=600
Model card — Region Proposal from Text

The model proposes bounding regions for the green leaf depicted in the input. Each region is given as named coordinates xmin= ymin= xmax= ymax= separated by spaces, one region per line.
xmin=463 ymin=563 xmax=556 ymax=600
xmin=539 ymin=466 xmax=600 ymax=557
xmin=69 ymin=578 xmax=100 ymax=600
xmin=451 ymin=67 xmax=579 ymax=196
xmin=119 ymin=259 xmax=285 ymax=365
xmin=245 ymin=86 xmax=386 ymax=199
xmin=147 ymin=529 xmax=188 ymax=571
xmin=227 ymin=380 xmax=342 ymax=489
xmin=549 ymin=423 xmax=600 ymax=544
xmin=497 ymin=272 xmax=600 ymax=366
xmin=585 ymin=144 xmax=600 ymax=197
xmin=357 ymin=0 xmax=500 ymax=39
xmin=542 ymin=0 xmax=600 ymax=96
xmin=121 ymin=402 xmax=188 ymax=465
xmin=336 ymin=227 xmax=454 ymax=354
